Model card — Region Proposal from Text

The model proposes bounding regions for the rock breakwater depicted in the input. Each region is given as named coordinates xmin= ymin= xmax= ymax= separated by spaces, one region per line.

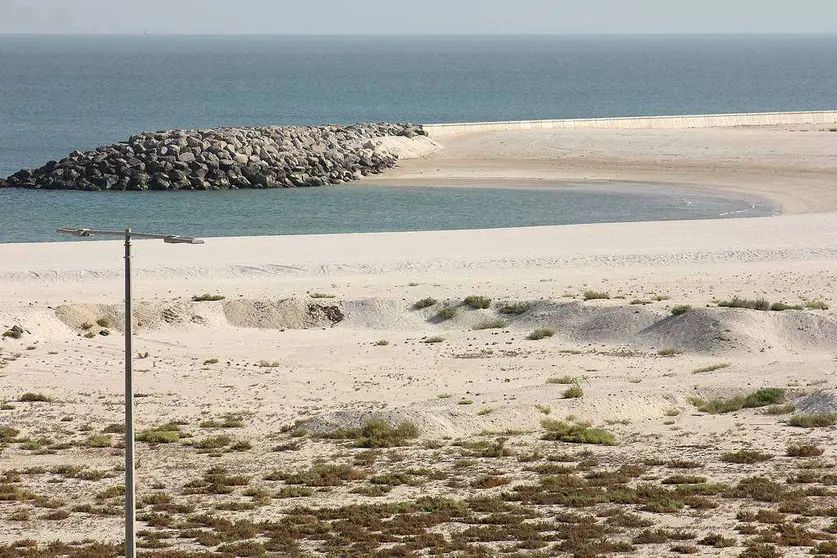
xmin=0 ymin=123 xmax=425 ymax=191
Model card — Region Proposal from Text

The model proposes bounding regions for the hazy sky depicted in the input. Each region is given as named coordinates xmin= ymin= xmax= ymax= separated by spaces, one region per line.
xmin=3 ymin=0 xmax=837 ymax=35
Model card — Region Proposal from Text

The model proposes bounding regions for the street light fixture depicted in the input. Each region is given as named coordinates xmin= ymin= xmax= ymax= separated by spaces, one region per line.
xmin=57 ymin=227 xmax=204 ymax=558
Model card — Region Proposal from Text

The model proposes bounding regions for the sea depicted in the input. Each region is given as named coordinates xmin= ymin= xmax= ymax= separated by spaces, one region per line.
xmin=2 ymin=34 xmax=834 ymax=242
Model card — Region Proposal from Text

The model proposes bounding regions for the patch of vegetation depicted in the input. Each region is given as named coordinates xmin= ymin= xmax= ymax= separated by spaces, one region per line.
xmin=786 ymin=443 xmax=824 ymax=457
xmin=717 ymin=297 xmax=771 ymax=311
xmin=769 ymin=302 xmax=803 ymax=311
xmin=95 ymin=317 xmax=112 ymax=328
xmin=458 ymin=439 xmax=512 ymax=458
xmin=473 ymin=318 xmax=507 ymax=330
xmin=788 ymin=412 xmax=837 ymax=428
xmin=203 ymin=358 xmax=219 ymax=365
xmin=498 ymin=301 xmax=534 ymax=315
xmin=671 ymin=305 xmax=692 ymax=316
xmin=84 ymin=435 xmax=112 ymax=448
xmin=310 ymin=292 xmax=336 ymax=299
xmin=458 ymin=399 xmax=474 ymax=405
xmin=0 ymin=426 xmax=20 ymax=442
xmin=583 ymin=290 xmax=610 ymax=301
xmin=200 ymin=414 xmax=244 ymax=429
xmin=192 ymin=293 xmax=225 ymax=302
xmin=258 ymin=360 xmax=281 ymax=368
xmin=437 ymin=393 xmax=453 ymax=399
xmin=271 ymin=464 xmax=365 ymax=487
xmin=464 ymin=296 xmax=492 ymax=310
xmin=693 ymin=363 xmax=730 ymax=373
xmin=689 ymin=388 xmax=785 ymax=414
xmin=135 ymin=423 xmax=182 ymax=444
xmin=721 ymin=450 xmax=773 ymax=464
xmin=435 ymin=307 xmax=457 ymax=321
xmin=528 ymin=328 xmax=555 ymax=340
xmin=563 ymin=384 xmax=584 ymax=399
xmin=412 ymin=297 xmax=438 ymax=310
xmin=18 ymin=393 xmax=52 ymax=403
xmin=805 ymin=299 xmax=829 ymax=310
xmin=657 ymin=348 xmax=683 ymax=357
xmin=535 ymin=404 xmax=552 ymax=415
xmin=325 ymin=419 xmax=419 ymax=449
xmin=765 ymin=403 xmax=795 ymax=415
xmin=373 ymin=339 xmax=389 ymax=346
xmin=477 ymin=408 xmax=493 ymax=416
xmin=547 ymin=375 xmax=576 ymax=385
xmin=422 ymin=336 xmax=445 ymax=344
xmin=193 ymin=435 xmax=233 ymax=450
xmin=541 ymin=419 xmax=616 ymax=445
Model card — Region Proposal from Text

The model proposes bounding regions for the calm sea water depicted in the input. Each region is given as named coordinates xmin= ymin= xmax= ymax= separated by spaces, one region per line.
xmin=0 ymin=185 xmax=773 ymax=244
xmin=0 ymin=35 xmax=825 ymax=239
xmin=2 ymin=35 xmax=836 ymax=176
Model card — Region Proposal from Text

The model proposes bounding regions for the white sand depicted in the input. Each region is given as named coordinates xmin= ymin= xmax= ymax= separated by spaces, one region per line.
xmin=1 ymin=124 xmax=836 ymax=550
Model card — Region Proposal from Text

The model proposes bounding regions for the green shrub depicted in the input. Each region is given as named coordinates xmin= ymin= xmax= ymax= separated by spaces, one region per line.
xmin=789 ymin=413 xmax=837 ymax=428
xmin=583 ymin=290 xmax=610 ymax=301
xmin=194 ymin=435 xmax=233 ymax=450
xmin=435 ymin=307 xmax=457 ymax=321
xmin=805 ymin=299 xmax=830 ymax=310
xmin=693 ymin=363 xmax=730 ymax=374
xmin=136 ymin=423 xmax=182 ymax=444
xmin=473 ymin=318 xmax=507 ymax=330
xmin=658 ymin=348 xmax=683 ymax=357
xmin=373 ymin=339 xmax=390 ymax=346
xmin=770 ymin=302 xmax=802 ymax=311
xmin=563 ymin=385 xmax=584 ymax=399
xmin=310 ymin=292 xmax=336 ymax=299
xmin=19 ymin=393 xmax=52 ymax=403
xmin=717 ymin=297 xmax=770 ymax=311
xmin=423 ymin=336 xmax=444 ymax=344
xmin=464 ymin=296 xmax=492 ymax=310
xmin=786 ymin=443 xmax=824 ymax=457
xmin=412 ymin=297 xmax=437 ymax=310
xmin=671 ymin=305 xmax=692 ymax=316
xmin=192 ymin=294 xmax=225 ymax=302
xmin=326 ymin=419 xmax=419 ymax=449
xmin=85 ymin=435 xmax=112 ymax=448
xmin=541 ymin=420 xmax=616 ymax=445
xmin=547 ymin=375 xmax=575 ymax=385
xmin=498 ymin=302 xmax=534 ymax=315
xmin=203 ymin=358 xmax=219 ymax=365
xmin=95 ymin=318 xmax=112 ymax=328
xmin=721 ymin=450 xmax=773 ymax=464
xmin=528 ymin=328 xmax=555 ymax=340
xmin=742 ymin=388 xmax=786 ymax=408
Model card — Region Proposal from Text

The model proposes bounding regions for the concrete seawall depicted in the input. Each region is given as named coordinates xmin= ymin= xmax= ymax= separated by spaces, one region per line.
xmin=424 ymin=110 xmax=837 ymax=136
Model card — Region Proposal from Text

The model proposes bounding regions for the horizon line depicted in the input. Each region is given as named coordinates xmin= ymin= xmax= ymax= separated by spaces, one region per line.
xmin=2 ymin=31 xmax=837 ymax=37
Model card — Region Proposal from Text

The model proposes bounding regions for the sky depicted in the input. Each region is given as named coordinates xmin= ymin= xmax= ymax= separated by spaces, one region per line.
xmin=3 ymin=0 xmax=837 ymax=35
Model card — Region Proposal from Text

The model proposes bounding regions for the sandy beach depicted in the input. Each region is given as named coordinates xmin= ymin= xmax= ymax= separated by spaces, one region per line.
xmin=2 ymin=123 xmax=837 ymax=556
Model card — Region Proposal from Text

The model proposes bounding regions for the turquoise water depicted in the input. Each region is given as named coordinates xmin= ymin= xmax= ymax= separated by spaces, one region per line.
xmin=2 ymin=35 xmax=837 ymax=176
xmin=0 ymin=184 xmax=773 ymax=244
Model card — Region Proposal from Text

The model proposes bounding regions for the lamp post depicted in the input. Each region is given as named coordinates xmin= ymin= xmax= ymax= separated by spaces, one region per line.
xmin=57 ymin=228 xmax=204 ymax=558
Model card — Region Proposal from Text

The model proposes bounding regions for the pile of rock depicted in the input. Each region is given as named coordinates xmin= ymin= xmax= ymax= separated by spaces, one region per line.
xmin=0 ymin=123 xmax=425 ymax=191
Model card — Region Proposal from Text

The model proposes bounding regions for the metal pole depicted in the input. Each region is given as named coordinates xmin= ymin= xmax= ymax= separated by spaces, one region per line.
xmin=124 ymin=228 xmax=136 ymax=558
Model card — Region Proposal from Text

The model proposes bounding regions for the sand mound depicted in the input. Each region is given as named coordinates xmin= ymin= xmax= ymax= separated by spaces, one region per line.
xmin=794 ymin=390 xmax=837 ymax=414
xmin=519 ymin=301 xmax=666 ymax=343
xmin=37 ymin=297 xmax=837 ymax=358
xmin=222 ymin=299 xmax=343 ymax=329
xmin=640 ymin=308 xmax=837 ymax=353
